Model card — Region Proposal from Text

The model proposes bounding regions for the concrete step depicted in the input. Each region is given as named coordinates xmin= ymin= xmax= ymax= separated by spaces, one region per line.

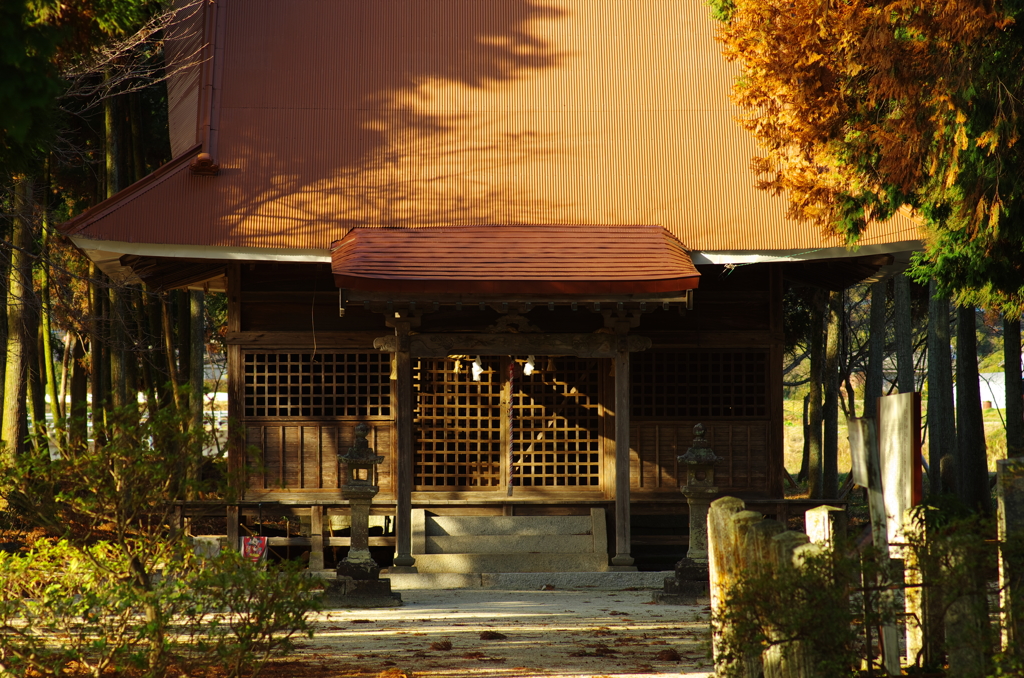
xmin=426 ymin=514 xmax=593 ymax=536
xmin=425 ymin=534 xmax=595 ymax=554
xmin=410 ymin=552 xmax=610 ymax=573
xmin=382 ymin=570 xmax=673 ymax=590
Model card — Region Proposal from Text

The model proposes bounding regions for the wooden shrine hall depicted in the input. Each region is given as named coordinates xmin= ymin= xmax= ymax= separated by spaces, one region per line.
xmin=59 ymin=0 xmax=921 ymax=571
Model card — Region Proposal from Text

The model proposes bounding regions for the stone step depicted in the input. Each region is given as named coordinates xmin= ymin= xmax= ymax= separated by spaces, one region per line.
xmin=425 ymin=534 xmax=596 ymax=554
xmin=409 ymin=552 xmax=610 ymax=573
xmin=425 ymin=514 xmax=593 ymax=537
xmin=382 ymin=570 xmax=673 ymax=590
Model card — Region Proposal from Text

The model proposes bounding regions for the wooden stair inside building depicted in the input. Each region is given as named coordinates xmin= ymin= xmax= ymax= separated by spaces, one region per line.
xmin=410 ymin=508 xmax=609 ymax=573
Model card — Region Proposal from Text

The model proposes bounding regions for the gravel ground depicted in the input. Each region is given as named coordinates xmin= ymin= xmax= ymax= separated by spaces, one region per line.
xmin=275 ymin=588 xmax=714 ymax=678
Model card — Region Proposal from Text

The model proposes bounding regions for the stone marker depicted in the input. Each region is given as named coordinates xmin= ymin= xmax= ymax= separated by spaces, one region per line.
xmin=654 ymin=424 xmax=719 ymax=604
xmin=707 ymin=496 xmax=747 ymax=670
xmin=323 ymin=424 xmax=402 ymax=607
xmin=997 ymin=457 xmax=1024 ymax=656
xmin=804 ymin=505 xmax=846 ymax=548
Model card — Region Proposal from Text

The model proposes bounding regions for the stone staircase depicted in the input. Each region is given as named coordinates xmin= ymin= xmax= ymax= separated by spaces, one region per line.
xmin=409 ymin=508 xmax=609 ymax=573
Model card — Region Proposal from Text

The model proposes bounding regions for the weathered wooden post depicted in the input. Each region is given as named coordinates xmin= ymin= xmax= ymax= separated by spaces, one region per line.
xmin=848 ymin=416 xmax=901 ymax=676
xmin=996 ymin=458 xmax=1024 ymax=657
xmin=903 ymin=506 xmax=943 ymax=668
xmin=942 ymin=548 xmax=990 ymax=678
xmin=762 ymin=531 xmax=812 ymax=678
xmin=708 ymin=496 xmax=747 ymax=673
xmin=654 ymin=423 xmax=720 ymax=603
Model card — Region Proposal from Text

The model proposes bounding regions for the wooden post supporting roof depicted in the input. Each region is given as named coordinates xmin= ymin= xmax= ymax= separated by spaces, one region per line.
xmin=389 ymin=312 xmax=418 ymax=571
xmin=611 ymin=339 xmax=635 ymax=568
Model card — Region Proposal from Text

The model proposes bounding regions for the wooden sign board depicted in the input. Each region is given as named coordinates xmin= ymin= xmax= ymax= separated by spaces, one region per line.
xmin=877 ymin=391 xmax=923 ymax=546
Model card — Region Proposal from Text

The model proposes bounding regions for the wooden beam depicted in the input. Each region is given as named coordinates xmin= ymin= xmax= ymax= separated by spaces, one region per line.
xmin=373 ymin=333 xmax=652 ymax=358
xmin=225 ymin=331 xmax=381 ymax=348
xmin=391 ymin=317 xmax=417 ymax=570
xmin=611 ymin=340 xmax=635 ymax=568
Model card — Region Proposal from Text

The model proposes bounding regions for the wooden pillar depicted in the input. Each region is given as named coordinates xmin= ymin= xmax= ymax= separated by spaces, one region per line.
xmin=392 ymin=316 xmax=417 ymax=570
xmin=309 ymin=505 xmax=324 ymax=570
xmin=611 ymin=341 xmax=634 ymax=568
xmin=225 ymin=263 xmax=242 ymax=550
xmin=226 ymin=505 xmax=240 ymax=551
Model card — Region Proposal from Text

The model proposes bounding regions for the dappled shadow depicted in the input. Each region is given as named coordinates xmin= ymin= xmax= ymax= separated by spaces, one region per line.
xmin=209 ymin=0 xmax=569 ymax=244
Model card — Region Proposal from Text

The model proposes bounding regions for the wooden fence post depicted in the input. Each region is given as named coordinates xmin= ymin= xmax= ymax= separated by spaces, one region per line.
xmin=904 ymin=506 xmax=943 ymax=668
xmin=762 ymin=531 xmax=812 ymax=678
xmin=997 ymin=457 xmax=1024 ymax=657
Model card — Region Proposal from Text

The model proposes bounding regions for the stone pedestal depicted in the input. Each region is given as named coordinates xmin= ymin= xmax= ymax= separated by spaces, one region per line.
xmin=654 ymin=424 xmax=718 ymax=604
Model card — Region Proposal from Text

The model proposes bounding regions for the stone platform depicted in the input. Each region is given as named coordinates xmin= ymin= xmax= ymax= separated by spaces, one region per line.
xmin=311 ymin=569 xmax=671 ymax=590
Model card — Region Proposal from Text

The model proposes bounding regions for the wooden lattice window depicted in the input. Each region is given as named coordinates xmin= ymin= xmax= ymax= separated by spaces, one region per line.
xmin=512 ymin=358 xmax=603 ymax=488
xmin=414 ymin=359 xmax=503 ymax=489
xmin=243 ymin=352 xmax=392 ymax=418
xmin=631 ymin=350 xmax=768 ymax=418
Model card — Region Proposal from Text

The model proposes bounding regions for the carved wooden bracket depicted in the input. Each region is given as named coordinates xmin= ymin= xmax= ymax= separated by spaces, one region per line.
xmin=372 ymin=333 xmax=652 ymax=357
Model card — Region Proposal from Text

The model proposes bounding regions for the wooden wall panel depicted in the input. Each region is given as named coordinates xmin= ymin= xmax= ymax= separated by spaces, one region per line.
xmin=630 ymin=420 xmax=769 ymax=496
xmin=243 ymin=422 xmax=393 ymax=497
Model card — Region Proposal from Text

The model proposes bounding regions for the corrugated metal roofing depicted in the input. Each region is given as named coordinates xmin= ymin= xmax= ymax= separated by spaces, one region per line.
xmin=331 ymin=225 xmax=700 ymax=294
xmin=62 ymin=0 xmax=920 ymax=255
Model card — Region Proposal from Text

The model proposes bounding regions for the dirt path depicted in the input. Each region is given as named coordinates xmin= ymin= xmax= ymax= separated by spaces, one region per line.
xmin=268 ymin=589 xmax=714 ymax=678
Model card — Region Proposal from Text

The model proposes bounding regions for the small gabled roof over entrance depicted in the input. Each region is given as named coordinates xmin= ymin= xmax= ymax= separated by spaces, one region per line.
xmin=330 ymin=225 xmax=700 ymax=296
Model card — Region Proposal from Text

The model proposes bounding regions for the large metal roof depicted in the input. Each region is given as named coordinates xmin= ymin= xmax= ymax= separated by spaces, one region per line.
xmin=61 ymin=0 xmax=920 ymax=266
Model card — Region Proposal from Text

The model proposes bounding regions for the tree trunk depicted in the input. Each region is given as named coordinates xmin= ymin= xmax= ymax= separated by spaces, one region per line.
xmin=189 ymin=290 xmax=205 ymax=497
xmin=40 ymin=174 xmax=62 ymax=427
xmin=69 ymin=336 xmax=88 ymax=450
xmin=865 ymin=280 xmax=887 ymax=419
xmin=799 ymin=394 xmax=810 ymax=482
xmin=808 ymin=288 xmax=826 ymax=499
xmin=189 ymin=290 xmax=205 ymax=429
xmin=88 ymin=265 xmax=108 ymax=441
xmin=823 ymin=289 xmax=842 ymax=498
xmin=2 ymin=176 xmax=35 ymax=464
xmin=895 ymin=273 xmax=915 ymax=393
xmin=1004 ymin=316 xmax=1023 ymax=458
xmin=928 ymin=283 xmax=956 ymax=495
xmin=28 ymin=305 xmax=46 ymax=452
xmin=956 ymin=306 xmax=991 ymax=513
xmin=176 ymin=290 xmax=190 ymax=389
xmin=161 ymin=293 xmax=183 ymax=411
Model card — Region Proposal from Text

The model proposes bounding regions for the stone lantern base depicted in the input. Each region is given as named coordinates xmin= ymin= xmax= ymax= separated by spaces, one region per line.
xmin=322 ymin=564 xmax=402 ymax=608
xmin=652 ymin=558 xmax=709 ymax=604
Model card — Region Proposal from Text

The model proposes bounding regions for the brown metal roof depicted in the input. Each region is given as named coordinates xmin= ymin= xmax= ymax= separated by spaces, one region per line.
xmin=61 ymin=0 xmax=920 ymax=256
xmin=331 ymin=225 xmax=699 ymax=294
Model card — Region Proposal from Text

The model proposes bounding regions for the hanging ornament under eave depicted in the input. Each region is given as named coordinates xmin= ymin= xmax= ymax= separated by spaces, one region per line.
xmin=471 ymin=356 xmax=484 ymax=382
xmin=523 ymin=355 xmax=536 ymax=376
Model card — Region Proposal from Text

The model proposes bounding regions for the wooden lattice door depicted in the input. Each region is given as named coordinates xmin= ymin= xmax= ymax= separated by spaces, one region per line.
xmin=413 ymin=357 xmax=606 ymax=492
xmin=512 ymin=358 xmax=604 ymax=489
xmin=414 ymin=358 xmax=504 ymax=490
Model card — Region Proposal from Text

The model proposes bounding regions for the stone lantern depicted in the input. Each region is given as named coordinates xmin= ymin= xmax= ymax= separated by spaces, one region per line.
xmin=325 ymin=424 xmax=401 ymax=607
xmin=653 ymin=423 xmax=720 ymax=604
xmin=677 ymin=423 xmax=720 ymax=563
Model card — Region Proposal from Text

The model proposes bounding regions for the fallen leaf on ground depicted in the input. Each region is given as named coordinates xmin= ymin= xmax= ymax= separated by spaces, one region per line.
xmin=429 ymin=640 xmax=453 ymax=651
xmin=479 ymin=630 xmax=507 ymax=640
xmin=655 ymin=649 xmax=681 ymax=661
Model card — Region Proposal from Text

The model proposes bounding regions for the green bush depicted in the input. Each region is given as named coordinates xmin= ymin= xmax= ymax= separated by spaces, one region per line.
xmin=0 ymin=539 xmax=318 ymax=678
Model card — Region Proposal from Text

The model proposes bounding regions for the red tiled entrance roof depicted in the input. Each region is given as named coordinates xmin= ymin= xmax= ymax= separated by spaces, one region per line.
xmin=331 ymin=225 xmax=700 ymax=295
